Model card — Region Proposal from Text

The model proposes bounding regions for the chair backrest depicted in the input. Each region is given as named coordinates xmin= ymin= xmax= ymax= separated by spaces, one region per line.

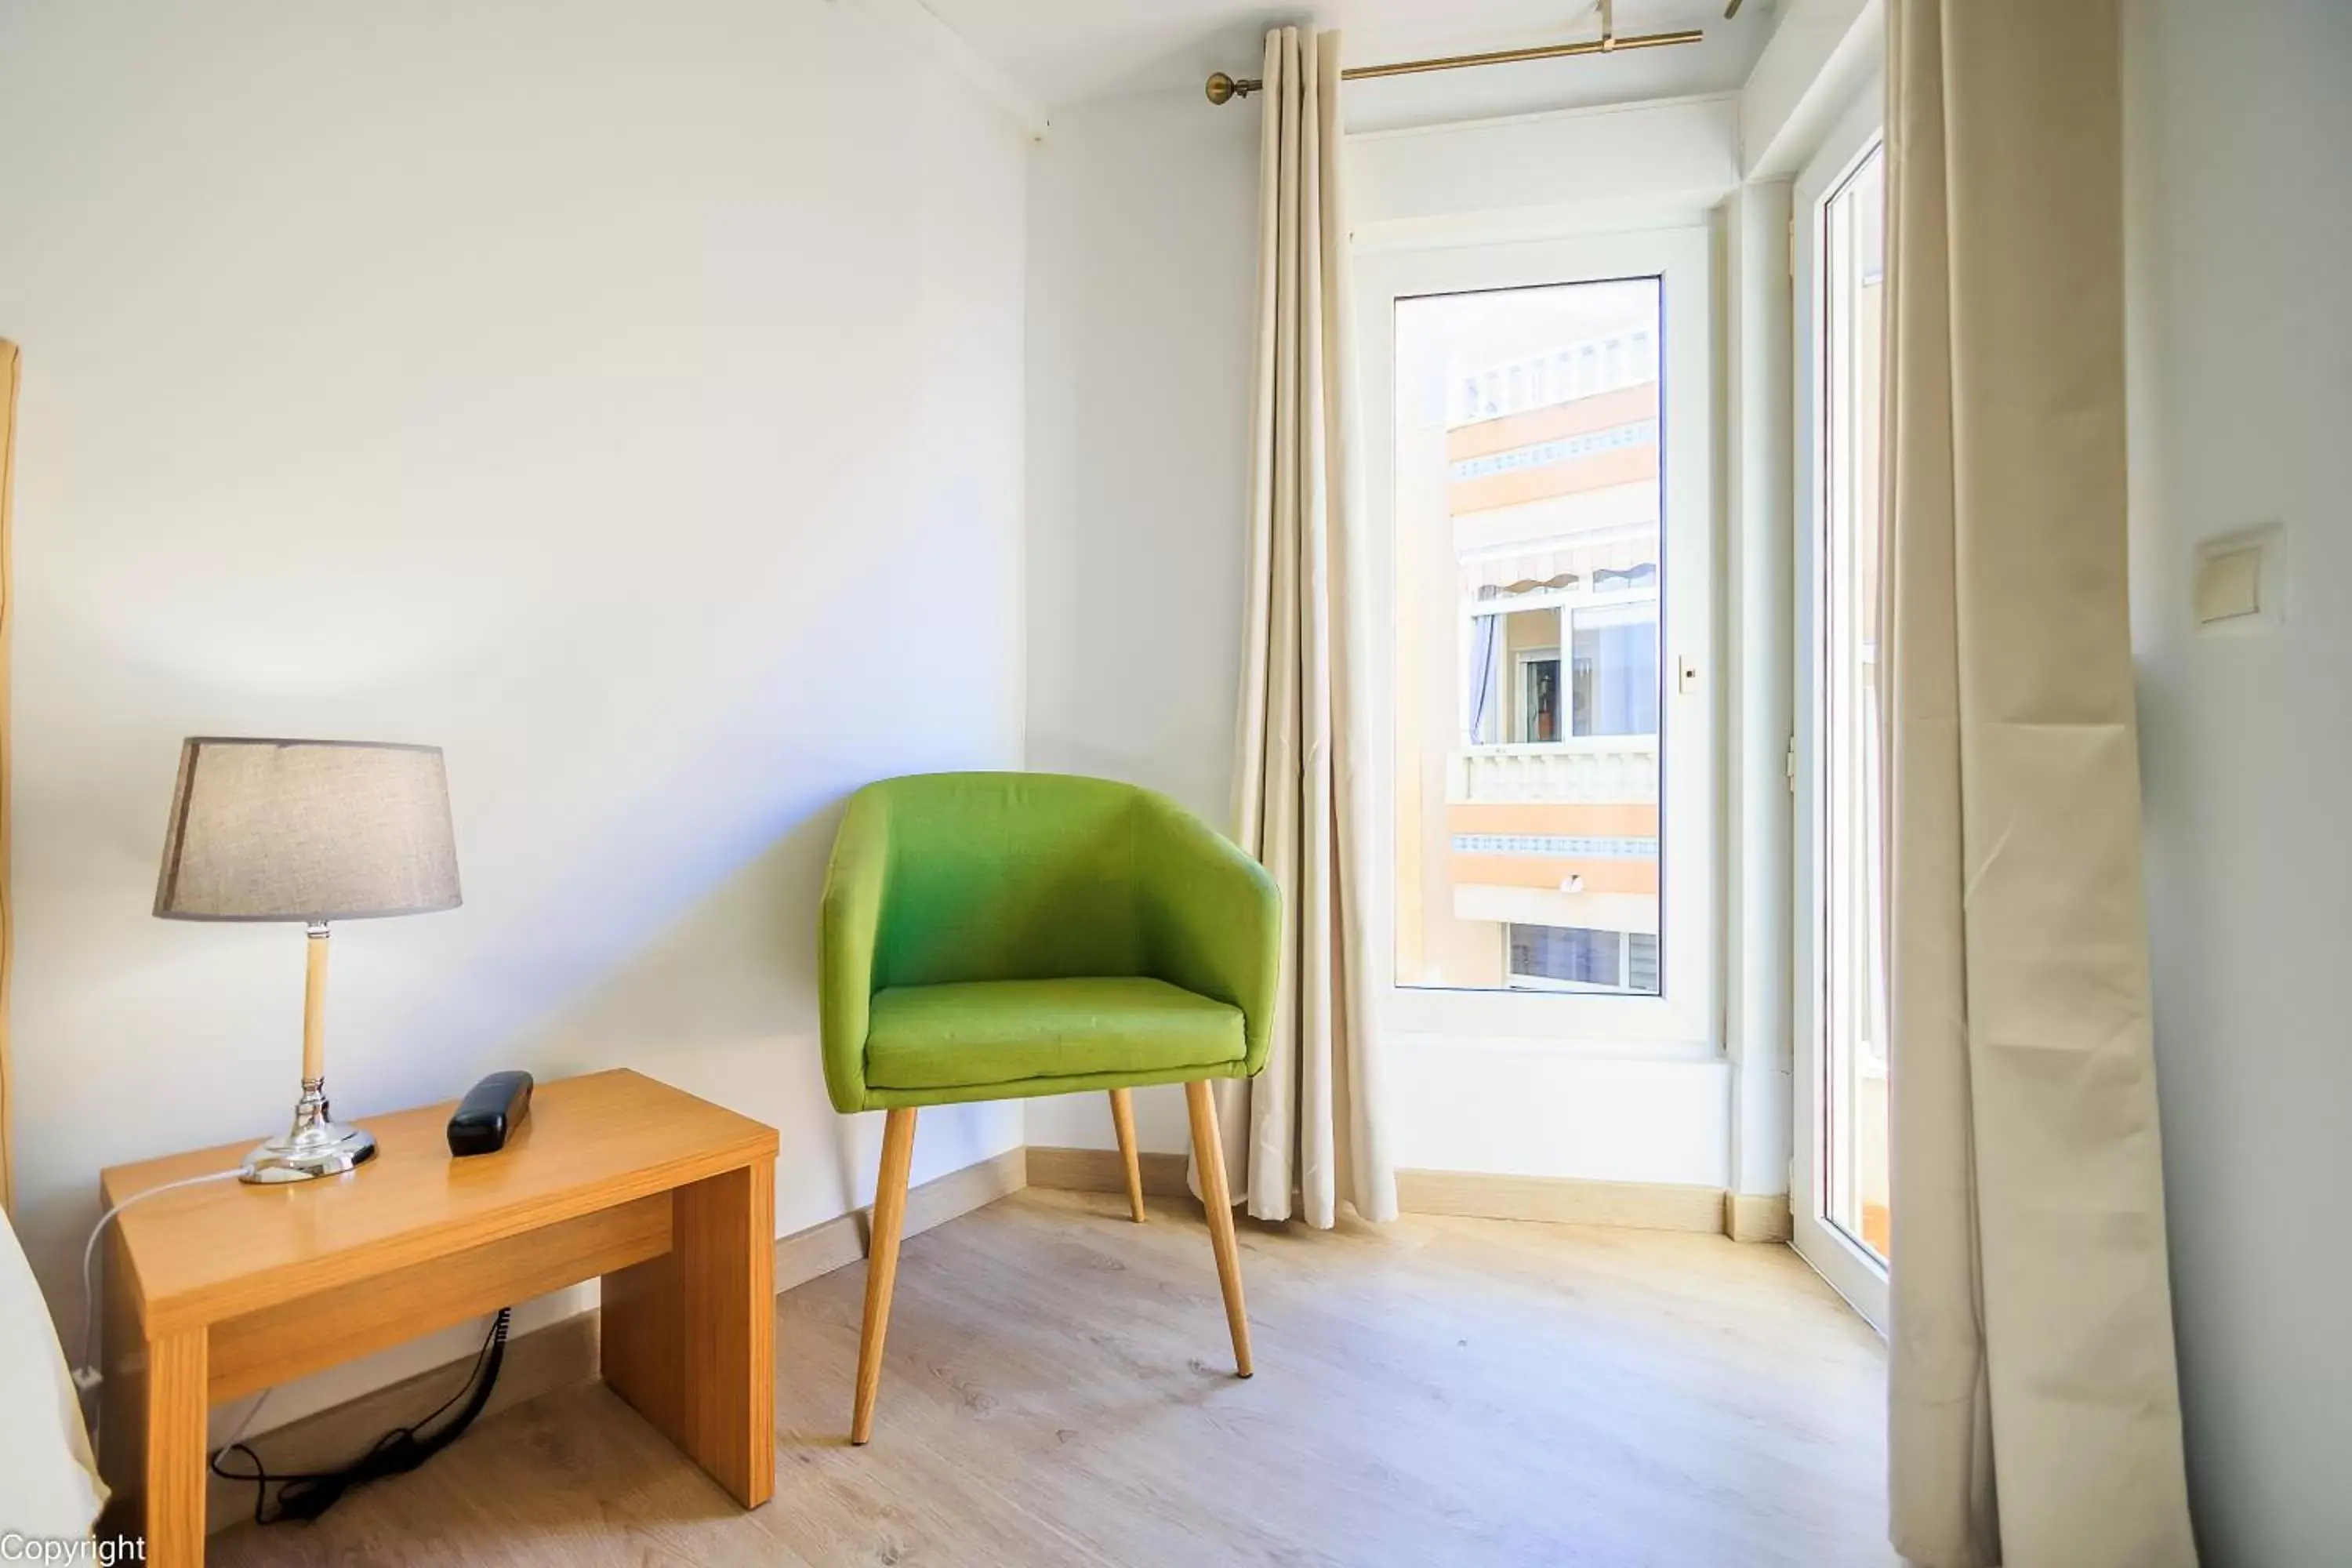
xmin=859 ymin=772 xmax=1154 ymax=989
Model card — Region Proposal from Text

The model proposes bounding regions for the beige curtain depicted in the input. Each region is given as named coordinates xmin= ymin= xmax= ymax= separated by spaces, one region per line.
xmin=1211 ymin=27 xmax=1395 ymax=1230
xmin=0 ymin=339 xmax=15 ymax=1215
xmin=1882 ymin=4 xmax=2195 ymax=1565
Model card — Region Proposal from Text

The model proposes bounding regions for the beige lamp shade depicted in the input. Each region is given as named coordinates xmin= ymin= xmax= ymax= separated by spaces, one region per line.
xmin=154 ymin=738 xmax=462 ymax=921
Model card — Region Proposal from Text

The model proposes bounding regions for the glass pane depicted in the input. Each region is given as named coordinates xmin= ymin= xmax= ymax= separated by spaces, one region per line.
xmin=1821 ymin=145 xmax=1890 ymax=1263
xmin=1572 ymin=602 xmax=1659 ymax=738
xmin=1392 ymin=278 xmax=1663 ymax=995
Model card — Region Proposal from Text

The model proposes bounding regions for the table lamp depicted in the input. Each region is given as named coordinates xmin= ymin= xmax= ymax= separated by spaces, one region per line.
xmin=154 ymin=738 xmax=462 ymax=1183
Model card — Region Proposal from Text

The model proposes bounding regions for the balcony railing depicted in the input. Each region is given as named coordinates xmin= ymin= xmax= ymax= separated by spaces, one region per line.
xmin=1447 ymin=739 xmax=1658 ymax=804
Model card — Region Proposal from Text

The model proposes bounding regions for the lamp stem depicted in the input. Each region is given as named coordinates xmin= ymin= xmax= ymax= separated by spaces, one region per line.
xmin=241 ymin=919 xmax=373 ymax=1182
xmin=302 ymin=921 xmax=331 ymax=1084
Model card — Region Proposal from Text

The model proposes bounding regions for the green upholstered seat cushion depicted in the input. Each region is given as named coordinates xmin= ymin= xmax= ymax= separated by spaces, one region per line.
xmin=863 ymin=976 xmax=1246 ymax=1097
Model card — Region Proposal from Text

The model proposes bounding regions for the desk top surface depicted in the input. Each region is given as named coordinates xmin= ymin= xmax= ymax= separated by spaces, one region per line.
xmin=100 ymin=1069 xmax=778 ymax=1331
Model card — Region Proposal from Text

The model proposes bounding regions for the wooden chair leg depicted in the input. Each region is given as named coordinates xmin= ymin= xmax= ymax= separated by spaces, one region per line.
xmin=1182 ymin=1080 xmax=1254 ymax=1377
xmin=1107 ymin=1087 xmax=1147 ymax=1223
xmin=851 ymin=1107 xmax=917 ymax=1444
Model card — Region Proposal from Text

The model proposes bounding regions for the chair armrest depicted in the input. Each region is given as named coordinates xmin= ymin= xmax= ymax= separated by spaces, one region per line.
xmin=819 ymin=788 xmax=891 ymax=1114
xmin=1137 ymin=795 xmax=1282 ymax=1076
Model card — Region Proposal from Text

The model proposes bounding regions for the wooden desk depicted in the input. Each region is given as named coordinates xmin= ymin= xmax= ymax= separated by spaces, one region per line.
xmin=99 ymin=1069 xmax=779 ymax=1567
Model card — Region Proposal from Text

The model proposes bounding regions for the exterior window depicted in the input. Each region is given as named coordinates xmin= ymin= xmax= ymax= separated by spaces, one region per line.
xmin=1627 ymin=931 xmax=1660 ymax=993
xmin=1517 ymin=648 xmax=1563 ymax=742
xmin=1570 ymin=601 xmax=1657 ymax=738
xmin=1506 ymin=924 xmax=1664 ymax=992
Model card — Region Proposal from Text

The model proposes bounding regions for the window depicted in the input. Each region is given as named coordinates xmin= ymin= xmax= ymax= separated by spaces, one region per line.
xmin=1571 ymin=601 xmax=1657 ymax=738
xmin=1358 ymin=227 xmax=1715 ymax=1045
xmin=1517 ymin=648 xmax=1563 ymax=743
xmin=1508 ymin=924 xmax=1661 ymax=993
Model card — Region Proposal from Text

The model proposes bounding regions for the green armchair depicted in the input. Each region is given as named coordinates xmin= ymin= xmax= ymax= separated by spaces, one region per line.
xmin=820 ymin=771 xmax=1279 ymax=1443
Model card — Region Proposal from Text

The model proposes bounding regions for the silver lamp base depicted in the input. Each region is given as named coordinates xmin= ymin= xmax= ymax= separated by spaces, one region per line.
xmin=241 ymin=1077 xmax=378 ymax=1184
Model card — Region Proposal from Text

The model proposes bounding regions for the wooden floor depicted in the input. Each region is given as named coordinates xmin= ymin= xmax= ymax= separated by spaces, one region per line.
xmin=209 ymin=1188 xmax=1896 ymax=1567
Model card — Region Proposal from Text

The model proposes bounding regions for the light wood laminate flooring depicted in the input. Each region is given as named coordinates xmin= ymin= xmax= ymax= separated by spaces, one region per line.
xmin=210 ymin=1187 xmax=1894 ymax=1567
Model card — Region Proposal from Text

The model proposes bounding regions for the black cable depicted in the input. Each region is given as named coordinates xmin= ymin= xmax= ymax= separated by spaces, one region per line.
xmin=401 ymin=1307 xmax=510 ymax=1434
xmin=209 ymin=1306 xmax=512 ymax=1525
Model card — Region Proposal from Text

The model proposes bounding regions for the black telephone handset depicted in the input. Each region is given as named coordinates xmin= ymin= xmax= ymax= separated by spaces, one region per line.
xmin=446 ymin=1071 xmax=533 ymax=1156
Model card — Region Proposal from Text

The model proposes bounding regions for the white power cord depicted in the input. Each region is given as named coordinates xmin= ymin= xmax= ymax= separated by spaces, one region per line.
xmin=213 ymin=1386 xmax=275 ymax=1457
xmin=74 ymin=1167 xmax=245 ymax=1443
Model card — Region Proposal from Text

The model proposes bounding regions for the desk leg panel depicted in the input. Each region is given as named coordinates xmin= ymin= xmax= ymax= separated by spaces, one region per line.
xmin=143 ymin=1328 xmax=209 ymax=1567
xmin=603 ymin=1157 xmax=774 ymax=1508
xmin=98 ymin=1230 xmax=208 ymax=1567
xmin=103 ymin=1326 xmax=206 ymax=1568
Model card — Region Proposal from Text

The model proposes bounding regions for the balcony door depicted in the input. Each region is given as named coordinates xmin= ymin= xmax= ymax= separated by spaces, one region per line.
xmin=1795 ymin=96 xmax=1891 ymax=1329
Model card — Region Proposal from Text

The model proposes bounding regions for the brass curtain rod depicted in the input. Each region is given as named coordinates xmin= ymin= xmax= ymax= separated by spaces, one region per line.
xmin=1204 ymin=27 xmax=1704 ymax=106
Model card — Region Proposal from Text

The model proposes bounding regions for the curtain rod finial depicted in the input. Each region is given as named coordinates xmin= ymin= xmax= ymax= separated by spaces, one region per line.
xmin=1206 ymin=71 xmax=1240 ymax=104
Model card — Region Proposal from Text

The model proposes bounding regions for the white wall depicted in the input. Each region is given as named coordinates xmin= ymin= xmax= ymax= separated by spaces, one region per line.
xmin=2123 ymin=3 xmax=2352 ymax=1562
xmin=0 ymin=0 xmax=1029 ymax=1432
xmin=1737 ymin=0 xmax=1878 ymax=178
xmin=1349 ymin=93 xmax=1737 ymax=246
xmin=1022 ymin=89 xmax=1261 ymax=1156
xmin=1722 ymin=179 xmax=1795 ymax=1200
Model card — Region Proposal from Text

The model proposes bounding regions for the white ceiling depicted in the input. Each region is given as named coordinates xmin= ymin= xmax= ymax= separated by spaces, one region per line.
xmin=916 ymin=0 xmax=1774 ymax=128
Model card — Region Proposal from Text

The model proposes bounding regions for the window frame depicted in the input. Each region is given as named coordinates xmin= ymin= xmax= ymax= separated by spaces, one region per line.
xmin=1357 ymin=227 xmax=1718 ymax=1051
xmin=1792 ymin=89 xmax=1892 ymax=1334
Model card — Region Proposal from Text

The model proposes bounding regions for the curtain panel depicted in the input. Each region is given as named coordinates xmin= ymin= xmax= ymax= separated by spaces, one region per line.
xmin=0 ymin=339 xmax=16 ymax=1214
xmin=1882 ymin=4 xmax=2196 ymax=1564
xmin=1214 ymin=27 xmax=1396 ymax=1229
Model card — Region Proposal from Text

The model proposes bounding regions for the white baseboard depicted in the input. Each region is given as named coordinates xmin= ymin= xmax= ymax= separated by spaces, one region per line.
xmin=773 ymin=1145 xmax=1026 ymax=1290
xmin=1024 ymin=1144 xmax=1190 ymax=1199
xmin=1023 ymin=1147 xmax=1793 ymax=1244
xmin=203 ymin=1145 xmax=1026 ymax=1534
xmin=1394 ymin=1168 xmax=1729 ymax=1232
xmin=1724 ymin=1191 xmax=1795 ymax=1243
